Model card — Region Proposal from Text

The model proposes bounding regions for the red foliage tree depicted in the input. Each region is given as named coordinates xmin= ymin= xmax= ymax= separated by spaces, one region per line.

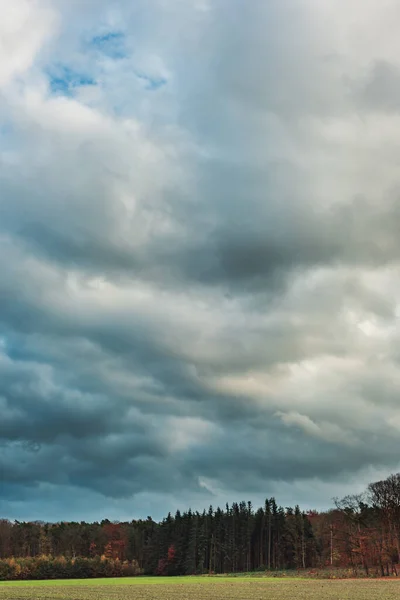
xmin=102 ymin=523 xmax=127 ymax=560
xmin=167 ymin=545 xmax=176 ymax=564
xmin=89 ymin=542 xmax=97 ymax=557
xmin=156 ymin=558 xmax=168 ymax=575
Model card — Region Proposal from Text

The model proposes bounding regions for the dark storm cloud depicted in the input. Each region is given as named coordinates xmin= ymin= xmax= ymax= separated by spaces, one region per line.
xmin=2 ymin=0 xmax=400 ymax=521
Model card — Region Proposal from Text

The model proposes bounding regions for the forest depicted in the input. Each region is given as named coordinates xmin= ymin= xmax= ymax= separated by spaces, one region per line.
xmin=1 ymin=473 xmax=400 ymax=580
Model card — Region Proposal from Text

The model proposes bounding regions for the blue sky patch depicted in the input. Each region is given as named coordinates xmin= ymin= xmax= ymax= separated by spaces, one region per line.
xmin=91 ymin=31 xmax=126 ymax=59
xmin=47 ymin=65 xmax=96 ymax=96
xmin=135 ymin=72 xmax=167 ymax=91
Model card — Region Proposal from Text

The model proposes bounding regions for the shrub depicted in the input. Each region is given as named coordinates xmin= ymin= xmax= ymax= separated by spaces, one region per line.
xmin=0 ymin=555 xmax=144 ymax=581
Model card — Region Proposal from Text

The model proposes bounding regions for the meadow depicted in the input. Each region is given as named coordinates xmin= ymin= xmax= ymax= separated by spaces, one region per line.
xmin=1 ymin=576 xmax=400 ymax=600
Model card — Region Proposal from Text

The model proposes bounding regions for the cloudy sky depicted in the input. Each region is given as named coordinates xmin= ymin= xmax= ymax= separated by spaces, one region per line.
xmin=1 ymin=0 xmax=400 ymax=522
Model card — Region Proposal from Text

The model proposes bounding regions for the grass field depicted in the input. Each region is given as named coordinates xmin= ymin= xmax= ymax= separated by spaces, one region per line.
xmin=1 ymin=577 xmax=400 ymax=599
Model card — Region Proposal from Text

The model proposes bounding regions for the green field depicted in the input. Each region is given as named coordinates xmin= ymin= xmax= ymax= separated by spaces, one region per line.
xmin=1 ymin=577 xmax=400 ymax=599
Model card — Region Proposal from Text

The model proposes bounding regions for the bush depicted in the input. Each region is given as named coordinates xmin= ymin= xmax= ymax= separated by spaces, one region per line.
xmin=0 ymin=555 xmax=143 ymax=581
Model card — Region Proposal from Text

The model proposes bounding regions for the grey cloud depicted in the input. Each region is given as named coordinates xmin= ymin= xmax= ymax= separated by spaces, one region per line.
xmin=2 ymin=0 xmax=400 ymax=521
xmin=355 ymin=59 xmax=400 ymax=112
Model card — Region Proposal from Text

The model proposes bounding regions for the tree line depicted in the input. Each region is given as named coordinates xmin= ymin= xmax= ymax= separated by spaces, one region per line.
xmin=1 ymin=473 xmax=400 ymax=579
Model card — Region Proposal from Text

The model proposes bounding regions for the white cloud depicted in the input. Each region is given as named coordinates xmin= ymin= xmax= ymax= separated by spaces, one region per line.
xmin=0 ymin=0 xmax=57 ymax=88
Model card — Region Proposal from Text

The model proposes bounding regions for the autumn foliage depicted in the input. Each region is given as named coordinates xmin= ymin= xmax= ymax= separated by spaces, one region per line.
xmin=0 ymin=555 xmax=141 ymax=581
xmin=2 ymin=473 xmax=400 ymax=580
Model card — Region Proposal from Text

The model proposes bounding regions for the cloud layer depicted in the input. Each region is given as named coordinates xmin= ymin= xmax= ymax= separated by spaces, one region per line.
xmin=1 ymin=0 xmax=400 ymax=521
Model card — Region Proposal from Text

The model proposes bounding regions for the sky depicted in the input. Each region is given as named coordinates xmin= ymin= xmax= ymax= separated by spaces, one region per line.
xmin=1 ymin=0 xmax=400 ymax=523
